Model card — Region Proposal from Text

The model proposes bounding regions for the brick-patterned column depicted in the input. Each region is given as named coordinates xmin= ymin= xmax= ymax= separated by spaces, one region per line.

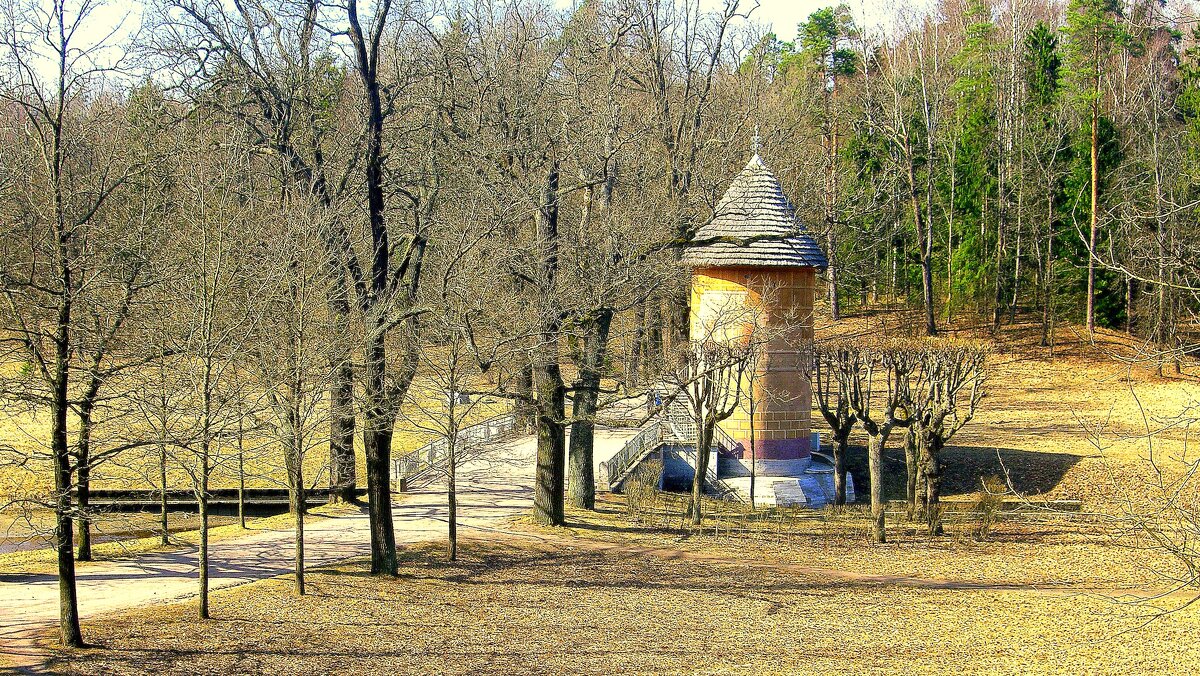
xmin=689 ymin=267 xmax=816 ymax=470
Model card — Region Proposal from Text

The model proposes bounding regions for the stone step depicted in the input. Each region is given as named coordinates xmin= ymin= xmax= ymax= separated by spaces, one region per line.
xmin=771 ymin=480 xmax=808 ymax=508
xmin=797 ymin=475 xmax=827 ymax=509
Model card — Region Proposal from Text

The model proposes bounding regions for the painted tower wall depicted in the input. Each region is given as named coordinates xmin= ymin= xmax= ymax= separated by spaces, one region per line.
xmin=689 ymin=266 xmax=817 ymax=467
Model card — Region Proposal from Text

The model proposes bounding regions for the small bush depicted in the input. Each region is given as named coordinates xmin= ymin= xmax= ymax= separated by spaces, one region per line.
xmin=625 ymin=458 xmax=664 ymax=521
xmin=973 ymin=475 xmax=1008 ymax=540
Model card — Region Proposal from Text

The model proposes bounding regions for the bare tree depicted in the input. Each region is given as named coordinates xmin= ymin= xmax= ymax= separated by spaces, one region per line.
xmin=810 ymin=339 xmax=861 ymax=506
xmin=848 ymin=340 xmax=918 ymax=544
xmin=167 ymin=135 xmax=263 ymax=618
xmin=665 ymin=338 xmax=750 ymax=526
xmin=243 ymin=198 xmax=341 ymax=595
xmin=157 ymin=0 xmax=362 ymax=505
xmin=910 ymin=342 xmax=987 ymax=534
xmin=0 ymin=0 xmax=142 ymax=646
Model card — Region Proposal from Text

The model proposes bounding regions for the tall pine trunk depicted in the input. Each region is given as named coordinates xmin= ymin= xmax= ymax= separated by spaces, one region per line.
xmin=1086 ymin=93 xmax=1099 ymax=334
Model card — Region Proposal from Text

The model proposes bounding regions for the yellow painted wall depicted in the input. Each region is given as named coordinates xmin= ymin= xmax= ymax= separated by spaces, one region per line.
xmin=690 ymin=266 xmax=816 ymax=459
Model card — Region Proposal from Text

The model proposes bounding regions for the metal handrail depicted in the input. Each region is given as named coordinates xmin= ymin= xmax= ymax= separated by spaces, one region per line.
xmin=600 ymin=420 xmax=666 ymax=489
xmin=604 ymin=388 xmax=743 ymax=492
xmin=393 ymin=412 xmax=518 ymax=491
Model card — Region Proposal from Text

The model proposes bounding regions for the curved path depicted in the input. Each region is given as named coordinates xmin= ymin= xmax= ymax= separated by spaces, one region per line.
xmin=0 ymin=436 xmax=542 ymax=672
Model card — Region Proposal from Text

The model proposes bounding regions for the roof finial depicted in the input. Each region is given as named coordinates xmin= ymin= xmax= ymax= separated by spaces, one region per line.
xmin=751 ymin=125 xmax=761 ymax=157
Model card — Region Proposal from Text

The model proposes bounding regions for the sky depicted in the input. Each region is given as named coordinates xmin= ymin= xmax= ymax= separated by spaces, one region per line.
xmin=552 ymin=0 xmax=928 ymax=40
xmin=12 ymin=0 xmax=943 ymax=85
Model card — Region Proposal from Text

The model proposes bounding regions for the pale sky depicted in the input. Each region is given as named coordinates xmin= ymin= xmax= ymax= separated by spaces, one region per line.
xmin=9 ymin=0 xmax=941 ymax=84
xmin=553 ymin=0 xmax=913 ymax=40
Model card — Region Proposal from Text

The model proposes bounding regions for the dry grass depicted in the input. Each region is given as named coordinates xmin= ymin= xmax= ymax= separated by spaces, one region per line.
xmin=813 ymin=313 xmax=1200 ymax=512
xmin=44 ymin=537 xmax=1200 ymax=675
xmin=548 ymin=496 xmax=1180 ymax=590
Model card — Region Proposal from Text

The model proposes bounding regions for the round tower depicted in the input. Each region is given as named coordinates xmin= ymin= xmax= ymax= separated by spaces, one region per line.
xmin=680 ymin=154 xmax=827 ymax=477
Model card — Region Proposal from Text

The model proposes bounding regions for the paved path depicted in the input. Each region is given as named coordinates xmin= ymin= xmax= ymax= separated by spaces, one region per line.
xmin=0 ymin=435 xmax=548 ymax=672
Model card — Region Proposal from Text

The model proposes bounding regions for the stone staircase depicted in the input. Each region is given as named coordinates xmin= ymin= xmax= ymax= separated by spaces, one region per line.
xmin=600 ymin=390 xmax=856 ymax=509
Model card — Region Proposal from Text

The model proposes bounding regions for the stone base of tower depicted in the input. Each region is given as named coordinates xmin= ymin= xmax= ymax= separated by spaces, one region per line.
xmin=714 ymin=432 xmax=854 ymax=508
xmin=717 ymin=456 xmax=813 ymax=478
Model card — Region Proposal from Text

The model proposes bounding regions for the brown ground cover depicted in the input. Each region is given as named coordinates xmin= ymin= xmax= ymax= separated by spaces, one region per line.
xmin=22 ymin=312 xmax=1200 ymax=673
xmin=44 ymin=534 xmax=1200 ymax=676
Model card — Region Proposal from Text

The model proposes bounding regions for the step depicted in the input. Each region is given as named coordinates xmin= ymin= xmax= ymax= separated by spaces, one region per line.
xmin=771 ymin=480 xmax=808 ymax=508
xmin=797 ymin=475 xmax=827 ymax=509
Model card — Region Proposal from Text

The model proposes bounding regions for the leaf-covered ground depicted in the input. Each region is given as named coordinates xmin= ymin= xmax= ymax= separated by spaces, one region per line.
xmin=45 ymin=534 xmax=1200 ymax=675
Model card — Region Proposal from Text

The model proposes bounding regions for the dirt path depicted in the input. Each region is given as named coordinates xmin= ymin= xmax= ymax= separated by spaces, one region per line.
xmin=0 ymin=437 xmax=539 ymax=672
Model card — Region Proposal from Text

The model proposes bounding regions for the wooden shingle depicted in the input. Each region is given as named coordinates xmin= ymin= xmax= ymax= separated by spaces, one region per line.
xmin=681 ymin=154 xmax=827 ymax=269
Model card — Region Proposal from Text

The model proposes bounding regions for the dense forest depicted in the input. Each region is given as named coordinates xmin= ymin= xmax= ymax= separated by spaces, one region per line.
xmin=3 ymin=0 xmax=1200 ymax=647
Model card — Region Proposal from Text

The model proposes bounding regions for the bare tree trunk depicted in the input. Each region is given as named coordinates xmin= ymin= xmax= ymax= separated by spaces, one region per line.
xmin=668 ymin=287 xmax=689 ymax=352
xmin=906 ymin=159 xmax=937 ymax=336
xmin=1041 ymin=190 xmax=1055 ymax=347
xmin=568 ymin=309 xmax=613 ymax=511
xmin=629 ymin=302 xmax=645 ymax=387
xmin=447 ymin=433 xmax=457 ymax=561
xmin=922 ymin=436 xmax=944 ymax=536
xmin=514 ymin=362 xmax=535 ymax=434
xmin=533 ymin=163 xmax=566 ymax=527
xmin=832 ymin=430 xmax=849 ymax=507
xmin=328 ymin=343 xmax=356 ymax=503
xmin=868 ymin=433 xmax=886 ymax=544
xmin=292 ymin=452 xmax=306 ymax=595
xmin=644 ymin=298 xmax=663 ymax=378
xmin=198 ymin=450 xmax=209 ymax=619
xmin=159 ymin=441 xmax=169 ymax=545
xmin=904 ymin=426 xmax=919 ymax=521
xmin=74 ymin=406 xmax=92 ymax=562
xmin=237 ymin=415 xmax=246 ymax=528
xmin=690 ymin=423 xmax=714 ymax=526
xmin=52 ymin=390 xmax=83 ymax=645
xmin=825 ymin=86 xmax=841 ymax=320
xmin=748 ymin=392 xmax=756 ymax=511
xmin=363 ymin=337 xmax=397 ymax=575
xmin=534 ymin=362 xmax=567 ymax=526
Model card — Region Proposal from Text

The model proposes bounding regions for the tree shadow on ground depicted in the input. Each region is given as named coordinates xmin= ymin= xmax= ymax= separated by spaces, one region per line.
xmin=843 ymin=443 xmax=1086 ymax=502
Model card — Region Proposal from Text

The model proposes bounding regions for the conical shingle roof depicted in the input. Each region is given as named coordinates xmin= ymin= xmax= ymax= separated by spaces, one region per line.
xmin=681 ymin=155 xmax=827 ymax=269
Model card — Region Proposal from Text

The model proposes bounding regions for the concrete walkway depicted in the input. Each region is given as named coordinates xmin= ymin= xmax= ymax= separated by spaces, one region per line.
xmin=0 ymin=435 xmax=548 ymax=672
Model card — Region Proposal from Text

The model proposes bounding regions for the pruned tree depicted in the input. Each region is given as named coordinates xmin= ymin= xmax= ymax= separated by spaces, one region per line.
xmin=665 ymin=337 xmax=751 ymax=526
xmin=809 ymin=339 xmax=861 ymax=506
xmin=848 ymin=340 xmax=918 ymax=544
xmin=910 ymin=342 xmax=988 ymax=534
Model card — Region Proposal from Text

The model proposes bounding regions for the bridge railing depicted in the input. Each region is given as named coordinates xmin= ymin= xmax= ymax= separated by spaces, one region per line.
xmin=600 ymin=420 xmax=668 ymax=489
xmin=393 ymin=412 xmax=519 ymax=492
